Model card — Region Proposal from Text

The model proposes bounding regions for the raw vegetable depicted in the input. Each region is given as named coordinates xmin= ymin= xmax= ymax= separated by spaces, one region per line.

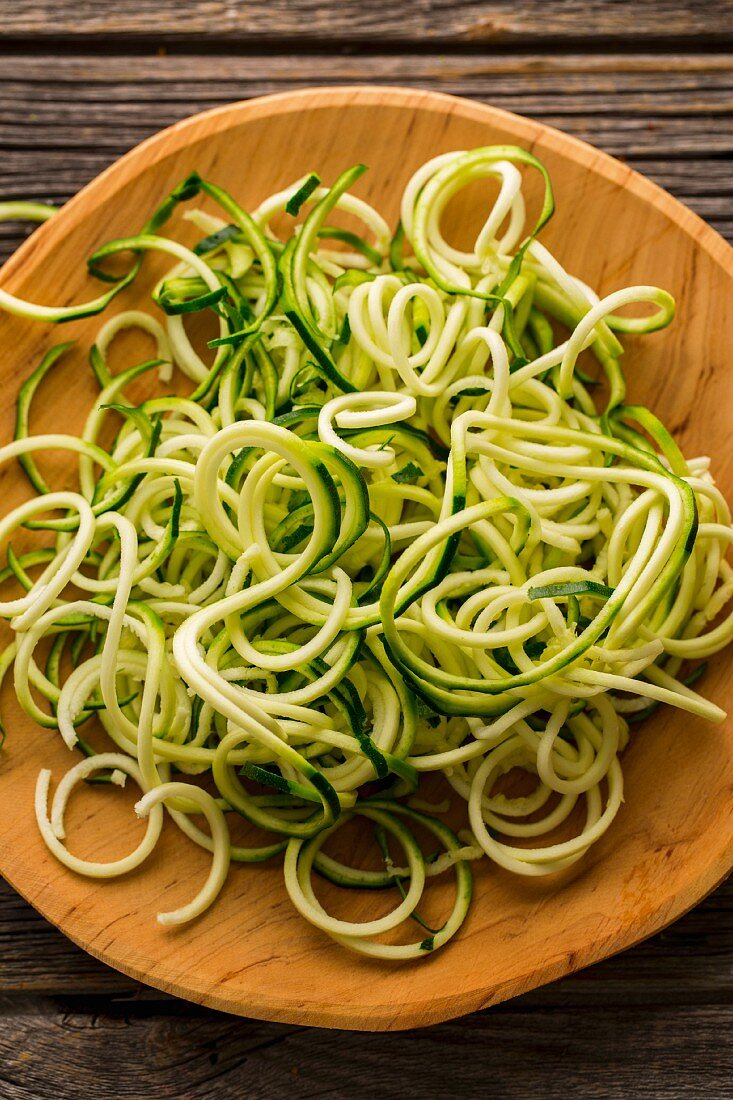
xmin=0 ymin=150 xmax=730 ymax=958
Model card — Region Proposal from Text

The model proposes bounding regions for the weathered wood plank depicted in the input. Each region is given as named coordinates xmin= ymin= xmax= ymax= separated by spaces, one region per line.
xmin=0 ymin=994 xmax=731 ymax=1099
xmin=2 ymin=873 xmax=732 ymax=1002
xmin=0 ymin=881 xmax=136 ymax=995
xmin=0 ymin=53 xmax=731 ymax=263
xmin=4 ymin=52 xmax=732 ymax=128
xmin=2 ymin=1 xmax=732 ymax=43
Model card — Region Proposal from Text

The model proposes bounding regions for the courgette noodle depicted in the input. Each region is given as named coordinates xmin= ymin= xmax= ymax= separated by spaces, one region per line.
xmin=0 ymin=149 xmax=731 ymax=959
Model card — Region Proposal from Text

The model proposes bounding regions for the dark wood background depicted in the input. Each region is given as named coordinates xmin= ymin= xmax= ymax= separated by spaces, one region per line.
xmin=1 ymin=3 xmax=732 ymax=1096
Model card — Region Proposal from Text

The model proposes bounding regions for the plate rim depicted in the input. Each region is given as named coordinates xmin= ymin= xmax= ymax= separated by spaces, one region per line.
xmin=2 ymin=85 xmax=732 ymax=292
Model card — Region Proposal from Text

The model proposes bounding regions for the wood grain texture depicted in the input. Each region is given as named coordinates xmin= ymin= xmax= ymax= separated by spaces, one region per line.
xmin=2 ymin=995 xmax=733 ymax=1100
xmin=0 ymin=87 xmax=732 ymax=1033
xmin=3 ymin=1 xmax=733 ymax=43
xmin=3 ymin=874 xmax=732 ymax=1004
xmin=1 ymin=52 xmax=731 ymax=262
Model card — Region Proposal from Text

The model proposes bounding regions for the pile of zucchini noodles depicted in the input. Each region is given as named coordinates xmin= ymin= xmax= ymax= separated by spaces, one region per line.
xmin=1 ymin=146 xmax=731 ymax=959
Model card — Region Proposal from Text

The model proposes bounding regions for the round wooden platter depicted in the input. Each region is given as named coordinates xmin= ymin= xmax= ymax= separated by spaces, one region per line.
xmin=1 ymin=87 xmax=732 ymax=1032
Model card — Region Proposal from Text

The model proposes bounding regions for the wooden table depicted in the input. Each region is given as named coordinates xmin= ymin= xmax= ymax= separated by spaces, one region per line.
xmin=1 ymin=3 xmax=732 ymax=1095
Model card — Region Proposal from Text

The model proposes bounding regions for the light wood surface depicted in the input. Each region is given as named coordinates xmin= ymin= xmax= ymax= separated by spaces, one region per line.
xmin=0 ymin=86 xmax=731 ymax=1032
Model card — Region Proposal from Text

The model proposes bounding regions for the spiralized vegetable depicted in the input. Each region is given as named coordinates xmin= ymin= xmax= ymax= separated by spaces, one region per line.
xmin=0 ymin=148 xmax=731 ymax=959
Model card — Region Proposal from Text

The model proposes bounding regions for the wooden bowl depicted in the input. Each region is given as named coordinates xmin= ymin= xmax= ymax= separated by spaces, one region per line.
xmin=1 ymin=87 xmax=732 ymax=1031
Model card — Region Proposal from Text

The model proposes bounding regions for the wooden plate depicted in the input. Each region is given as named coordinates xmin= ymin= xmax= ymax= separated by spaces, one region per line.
xmin=1 ymin=87 xmax=732 ymax=1031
